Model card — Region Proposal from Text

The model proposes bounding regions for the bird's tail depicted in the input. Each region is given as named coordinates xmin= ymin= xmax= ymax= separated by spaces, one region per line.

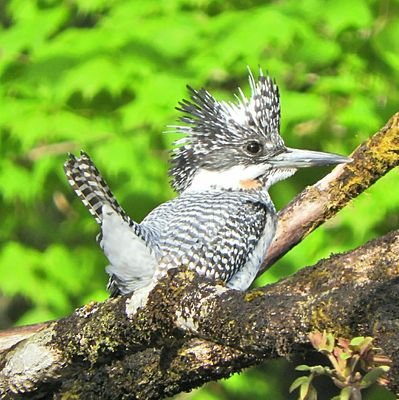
xmin=64 ymin=151 xmax=129 ymax=225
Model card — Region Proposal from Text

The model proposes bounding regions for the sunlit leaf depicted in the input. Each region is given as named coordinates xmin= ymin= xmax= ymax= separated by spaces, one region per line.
xmin=360 ymin=367 xmax=390 ymax=389
xmin=289 ymin=376 xmax=309 ymax=393
xmin=0 ymin=1 xmax=398 ymax=399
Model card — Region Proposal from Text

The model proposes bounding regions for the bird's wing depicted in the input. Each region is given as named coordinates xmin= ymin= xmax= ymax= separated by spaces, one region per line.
xmin=101 ymin=205 xmax=156 ymax=295
xmin=144 ymin=191 xmax=275 ymax=289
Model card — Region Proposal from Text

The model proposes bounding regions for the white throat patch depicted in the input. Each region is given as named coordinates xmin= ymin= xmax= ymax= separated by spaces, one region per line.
xmin=186 ymin=164 xmax=268 ymax=191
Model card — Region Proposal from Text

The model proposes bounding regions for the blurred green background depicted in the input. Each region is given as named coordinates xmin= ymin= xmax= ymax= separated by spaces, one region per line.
xmin=0 ymin=0 xmax=398 ymax=398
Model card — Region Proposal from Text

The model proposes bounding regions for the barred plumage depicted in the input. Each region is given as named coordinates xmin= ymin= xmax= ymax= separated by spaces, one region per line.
xmin=64 ymin=68 xmax=351 ymax=296
xmin=143 ymin=189 xmax=276 ymax=288
xmin=64 ymin=152 xmax=155 ymax=295
xmin=64 ymin=151 xmax=129 ymax=226
xmin=64 ymin=152 xmax=276 ymax=294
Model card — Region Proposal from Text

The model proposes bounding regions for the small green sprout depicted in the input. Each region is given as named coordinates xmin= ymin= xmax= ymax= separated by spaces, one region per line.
xmin=290 ymin=331 xmax=391 ymax=400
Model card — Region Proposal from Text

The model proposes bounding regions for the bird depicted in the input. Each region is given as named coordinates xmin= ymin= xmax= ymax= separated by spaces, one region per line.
xmin=64 ymin=68 xmax=351 ymax=296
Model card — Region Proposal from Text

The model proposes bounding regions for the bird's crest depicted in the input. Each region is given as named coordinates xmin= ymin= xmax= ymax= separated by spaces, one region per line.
xmin=169 ymin=68 xmax=282 ymax=193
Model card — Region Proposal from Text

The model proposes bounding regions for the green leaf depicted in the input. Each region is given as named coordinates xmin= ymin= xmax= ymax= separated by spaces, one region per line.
xmin=339 ymin=352 xmax=352 ymax=360
xmin=321 ymin=0 xmax=372 ymax=34
xmin=295 ymin=365 xmax=313 ymax=372
xmin=349 ymin=336 xmax=367 ymax=346
xmin=325 ymin=333 xmax=336 ymax=353
xmin=307 ymin=385 xmax=318 ymax=400
xmin=337 ymin=95 xmax=381 ymax=133
xmin=282 ymin=92 xmax=328 ymax=123
xmin=360 ymin=367 xmax=389 ymax=389
xmin=373 ymin=20 xmax=399 ymax=70
xmin=289 ymin=376 xmax=310 ymax=393
xmin=338 ymin=386 xmax=352 ymax=400
xmin=299 ymin=378 xmax=311 ymax=400
xmin=57 ymin=56 xmax=128 ymax=99
xmin=312 ymin=366 xmax=330 ymax=375
xmin=0 ymin=160 xmax=39 ymax=202
xmin=1 ymin=4 xmax=68 ymax=57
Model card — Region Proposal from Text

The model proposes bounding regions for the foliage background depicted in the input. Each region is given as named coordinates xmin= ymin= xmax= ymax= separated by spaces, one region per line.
xmin=0 ymin=0 xmax=398 ymax=398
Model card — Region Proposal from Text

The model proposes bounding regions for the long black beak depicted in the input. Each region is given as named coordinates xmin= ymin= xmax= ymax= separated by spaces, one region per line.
xmin=269 ymin=147 xmax=352 ymax=168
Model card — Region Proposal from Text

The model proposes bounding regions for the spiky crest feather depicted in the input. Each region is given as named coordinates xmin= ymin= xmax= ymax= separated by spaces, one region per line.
xmin=169 ymin=68 xmax=282 ymax=193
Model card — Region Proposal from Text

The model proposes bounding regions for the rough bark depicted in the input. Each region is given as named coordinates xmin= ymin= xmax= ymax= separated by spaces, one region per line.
xmin=261 ymin=112 xmax=399 ymax=272
xmin=1 ymin=231 xmax=398 ymax=399
xmin=0 ymin=114 xmax=398 ymax=399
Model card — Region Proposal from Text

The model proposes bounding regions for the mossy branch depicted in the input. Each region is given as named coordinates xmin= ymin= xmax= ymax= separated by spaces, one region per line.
xmin=0 ymin=230 xmax=398 ymax=399
xmin=1 ymin=114 xmax=398 ymax=399
xmin=260 ymin=112 xmax=399 ymax=273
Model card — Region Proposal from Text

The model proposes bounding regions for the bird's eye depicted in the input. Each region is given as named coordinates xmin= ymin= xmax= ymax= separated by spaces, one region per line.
xmin=245 ymin=141 xmax=263 ymax=155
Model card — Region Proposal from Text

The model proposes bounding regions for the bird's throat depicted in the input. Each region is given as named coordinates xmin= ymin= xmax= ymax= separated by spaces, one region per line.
xmin=239 ymin=178 xmax=263 ymax=190
xmin=186 ymin=165 xmax=268 ymax=192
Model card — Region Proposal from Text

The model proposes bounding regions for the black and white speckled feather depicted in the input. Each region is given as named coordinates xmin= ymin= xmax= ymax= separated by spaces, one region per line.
xmin=64 ymin=151 xmax=129 ymax=226
xmin=64 ymin=68 xmax=350 ymax=296
xmin=142 ymin=189 xmax=276 ymax=289
xmin=65 ymin=152 xmax=276 ymax=294
xmin=170 ymin=68 xmax=284 ymax=193
xmin=64 ymin=152 xmax=157 ymax=295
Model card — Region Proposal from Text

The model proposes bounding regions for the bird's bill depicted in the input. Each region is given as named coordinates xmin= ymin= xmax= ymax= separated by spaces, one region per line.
xmin=269 ymin=147 xmax=352 ymax=168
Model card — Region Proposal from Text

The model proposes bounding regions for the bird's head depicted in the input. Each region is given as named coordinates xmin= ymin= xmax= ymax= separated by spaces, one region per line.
xmin=169 ymin=69 xmax=350 ymax=193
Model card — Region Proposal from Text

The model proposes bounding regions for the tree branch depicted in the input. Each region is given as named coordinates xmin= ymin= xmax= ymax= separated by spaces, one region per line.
xmin=1 ymin=114 xmax=398 ymax=399
xmin=1 ymin=229 xmax=398 ymax=399
xmin=260 ymin=112 xmax=399 ymax=273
